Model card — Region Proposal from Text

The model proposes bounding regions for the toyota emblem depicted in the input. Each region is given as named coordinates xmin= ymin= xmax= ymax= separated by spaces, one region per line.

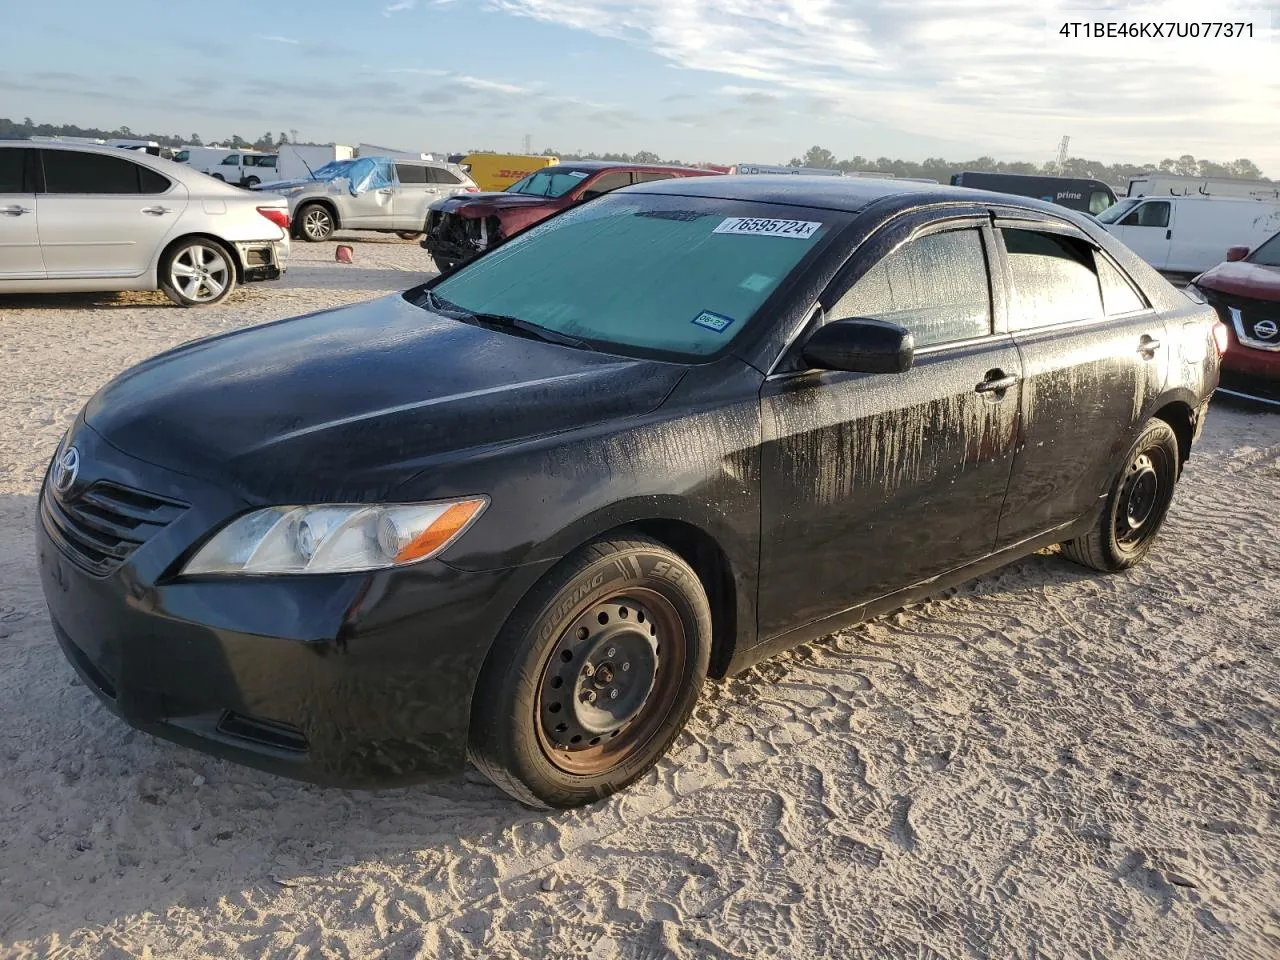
xmin=52 ymin=446 xmax=80 ymax=494
xmin=1254 ymin=319 xmax=1278 ymax=341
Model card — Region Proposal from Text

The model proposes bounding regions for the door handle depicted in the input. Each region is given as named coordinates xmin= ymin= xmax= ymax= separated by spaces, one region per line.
xmin=1165 ymin=228 xmax=1171 ymax=240
xmin=141 ymin=206 xmax=170 ymax=215
xmin=975 ymin=372 xmax=1020 ymax=394
xmin=1138 ymin=335 xmax=1162 ymax=358
xmin=0 ymin=204 xmax=31 ymax=215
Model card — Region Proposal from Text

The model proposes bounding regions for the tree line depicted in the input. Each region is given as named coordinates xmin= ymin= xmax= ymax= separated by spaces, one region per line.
xmin=0 ymin=117 xmax=323 ymax=149
xmin=787 ymin=145 xmax=1267 ymax=188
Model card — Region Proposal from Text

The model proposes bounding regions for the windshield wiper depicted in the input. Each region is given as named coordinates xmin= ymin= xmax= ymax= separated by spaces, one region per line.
xmin=467 ymin=312 xmax=595 ymax=351
xmin=416 ymin=291 xmax=593 ymax=350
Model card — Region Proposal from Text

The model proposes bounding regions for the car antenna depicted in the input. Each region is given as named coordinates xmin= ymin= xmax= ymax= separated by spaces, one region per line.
xmin=297 ymin=149 xmax=317 ymax=180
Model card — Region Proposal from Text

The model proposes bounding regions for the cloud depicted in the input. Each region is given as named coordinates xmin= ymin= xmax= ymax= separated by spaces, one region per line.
xmin=383 ymin=0 xmax=416 ymax=14
xmin=258 ymin=34 xmax=300 ymax=44
xmin=452 ymin=75 xmax=529 ymax=94
xmin=488 ymin=0 xmax=1280 ymax=169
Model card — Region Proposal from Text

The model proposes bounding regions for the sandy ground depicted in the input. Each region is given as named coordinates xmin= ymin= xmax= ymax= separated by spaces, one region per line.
xmin=1 ymin=236 xmax=1277 ymax=959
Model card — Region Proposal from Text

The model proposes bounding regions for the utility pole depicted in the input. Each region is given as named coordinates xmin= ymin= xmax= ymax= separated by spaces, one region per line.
xmin=523 ymin=133 xmax=533 ymax=154
xmin=1055 ymin=135 xmax=1070 ymax=174
xmin=290 ymin=128 xmax=299 ymax=145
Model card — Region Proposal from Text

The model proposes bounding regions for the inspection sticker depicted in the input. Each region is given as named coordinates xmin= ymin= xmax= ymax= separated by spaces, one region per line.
xmin=691 ymin=310 xmax=737 ymax=333
xmin=714 ymin=217 xmax=822 ymax=239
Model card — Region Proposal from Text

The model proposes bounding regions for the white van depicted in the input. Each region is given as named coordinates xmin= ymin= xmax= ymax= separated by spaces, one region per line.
xmin=1126 ymin=174 xmax=1280 ymax=201
xmin=1096 ymin=195 xmax=1280 ymax=274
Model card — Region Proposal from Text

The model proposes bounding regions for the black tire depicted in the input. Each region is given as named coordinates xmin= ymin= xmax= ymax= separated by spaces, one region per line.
xmin=469 ymin=535 xmax=712 ymax=809
xmin=158 ymin=237 xmax=237 ymax=307
xmin=244 ymin=176 xmax=260 ymax=188
xmin=296 ymin=202 xmax=335 ymax=242
xmin=1060 ymin=418 xmax=1180 ymax=572
xmin=211 ymin=173 xmax=225 ymax=182
xmin=396 ymin=231 xmax=423 ymax=240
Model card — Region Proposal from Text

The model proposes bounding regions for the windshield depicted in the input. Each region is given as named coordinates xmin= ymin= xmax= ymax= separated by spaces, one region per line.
xmin=505 ymin=168 xmax=591 ymax=197
xmin=420 ymin=194 xmax=845 ymax=360
xmin=309 ymin=159 xmax=355 ymax=180
xmin=1248 ymin=230 xmax=1280 ymax=267
xmin=1096 ymin=197 xmax=1141 ymax=224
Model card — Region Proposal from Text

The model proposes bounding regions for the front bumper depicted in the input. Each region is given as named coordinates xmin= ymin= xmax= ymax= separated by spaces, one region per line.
xmin=423 ymin=210 xmax=492 ymax=269
xmin=1219 ymin=337 xmax=1280 ymax=405
xmin=36 ymin=422 xmax=547 ymax=787
xmin=235 ymin=238 xmax=288 ymax=283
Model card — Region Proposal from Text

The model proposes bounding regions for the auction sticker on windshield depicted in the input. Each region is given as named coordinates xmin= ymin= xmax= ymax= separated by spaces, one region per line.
xmin=714 ymin=218 xmax=822 ymax=239
xmin=691 ymin=310 xmax=737 ymax=333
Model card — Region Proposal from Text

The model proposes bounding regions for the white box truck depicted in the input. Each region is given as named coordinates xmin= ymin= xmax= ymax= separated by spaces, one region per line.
xmin=1097 ymin=195 xmax=1280 ymax=274
xmin=272 ymin=144 xmax=356 ymax=182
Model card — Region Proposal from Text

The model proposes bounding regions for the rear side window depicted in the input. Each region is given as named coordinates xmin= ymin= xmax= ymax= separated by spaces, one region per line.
xmin=1089 ymin=191 xmax=1114 ymax=215
xmin=1095 ymin=255 xmax=1146 ymax=315
xmin=0 ymin=149 xmax=31 ymax=192
xmin=41 ymin=150 xmax=165 ymax=195
xmin=583 ymin=171 xmax=632 ymax=197
xmin=831 ymin=228 xmax=992 ymax=348
xmin=396 ymin=163 xmax=428 ymax=184
xmin=1120 ymin=201 xmax=1170 ymax=228
xmin=1003 ymin=229 xmax=1103 ymax=329
xmin=427 ymin=167 xmax=462 ymax=185
xmin=634 ymin=171 xmax=676 ymax=184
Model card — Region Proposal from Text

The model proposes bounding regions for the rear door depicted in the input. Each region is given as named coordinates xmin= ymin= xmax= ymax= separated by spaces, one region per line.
xmin=0 ymin=147 xmax=44 ymax=279
xmin=36 ymin=150 xmax=189 ymax=279
xmin=1107 ymin=199 xmax=1173 ymax=269
xmin=393 ymin=162 xmax=433 ymax=229
xmin=993 ymin=219 xmax=1167 ymax=547
xmin=758 ymin=215 xmax=1021 ymax=637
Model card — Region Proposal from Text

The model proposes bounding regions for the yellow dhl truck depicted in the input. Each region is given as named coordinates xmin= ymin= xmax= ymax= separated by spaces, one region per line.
xmin=458 ymin=153 xmax=560 ymax=192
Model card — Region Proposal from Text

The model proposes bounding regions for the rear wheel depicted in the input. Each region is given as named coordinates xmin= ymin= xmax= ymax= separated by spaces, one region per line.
xmin=469 ymin=536 xmax=711 ymax=808
xmin=159 ymin=238 xmax=236 ymax=307
xmin=396 ymin=231 xmax=423 ymax=240
xmin=1060 ymin=418 xmax=1180 ymax=571
xmin=297 ymin=202 xmax=335 ymax=242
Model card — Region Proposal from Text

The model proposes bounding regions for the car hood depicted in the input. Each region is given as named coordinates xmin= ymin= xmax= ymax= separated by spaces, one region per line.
xmin=84 ymin=294 xmax=685 ymax=501
xmin=436 ymin=192 xmax=559 ymax=215
xmin=1196 ymin=259 xmax=1280 ymax=301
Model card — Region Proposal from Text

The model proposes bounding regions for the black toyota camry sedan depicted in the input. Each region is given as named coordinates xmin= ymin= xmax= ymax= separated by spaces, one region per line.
xmin=37 ymin=176 xmax=1224 ymax=808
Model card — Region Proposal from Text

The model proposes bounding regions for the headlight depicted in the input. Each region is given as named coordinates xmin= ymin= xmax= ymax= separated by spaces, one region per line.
xmin=182 ymin=498 xmax=487 ymax=576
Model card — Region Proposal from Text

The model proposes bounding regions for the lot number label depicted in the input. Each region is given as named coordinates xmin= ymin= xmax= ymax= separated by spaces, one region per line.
xmin=714 ymin=217 xmax=822 ymax=239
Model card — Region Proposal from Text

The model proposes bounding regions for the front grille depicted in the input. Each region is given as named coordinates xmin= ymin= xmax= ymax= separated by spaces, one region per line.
xmin=1204 ymin=289 xmax=1280 ymax=348
xmin=429 ymin=212 xmax=488 ymax=249
xmin=41 ymin=481 xmax=187 ymax=576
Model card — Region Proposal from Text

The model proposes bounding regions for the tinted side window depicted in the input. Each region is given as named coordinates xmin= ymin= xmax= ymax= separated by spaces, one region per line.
xmin=220 ymin=154 xmax=240 ymax=165
xmin=831 ymin=228 xmax=992 ymax=348
xmin=1089 ymin=191 xmax=1113 ymax=215
xmin=42 ymin=151 xmax=146 ymax=194
xmin=396 ymin=163 xmax=428 ymax=184
xmin=138 ymin=167 xmax=172 ymax=194
xmin=1003 ymin=229 xmax=1103 ymax=330
xmin=1120 ymin=201 xmax=1170 ymax=228
xmin=583 ymin=171 xmax=632 ymax=196
xmin=1095 ymin=254 xmax=1146 ymax=315
xmin=0 ymin=149 xmax=31 ymax=192
xmin=426 ymin=167 xmax=462 ymax=184
xmin=634 ymin=171 xmax=676 ymax=184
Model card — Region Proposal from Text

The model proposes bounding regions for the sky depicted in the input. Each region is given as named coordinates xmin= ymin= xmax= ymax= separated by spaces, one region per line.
xmin=4 ymin=0 xmax=1279 ymax=173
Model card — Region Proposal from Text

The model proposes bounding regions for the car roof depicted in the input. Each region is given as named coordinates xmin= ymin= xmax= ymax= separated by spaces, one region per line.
xmin=627 ymin=173 xmax=1032 ymax=213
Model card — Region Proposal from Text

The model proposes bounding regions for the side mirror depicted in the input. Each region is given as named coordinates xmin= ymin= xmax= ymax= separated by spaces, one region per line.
xmin=801 ymin=318 xmax=914 ymax=374
xmin=1226 ymin=245 xmax=1250 ymax=262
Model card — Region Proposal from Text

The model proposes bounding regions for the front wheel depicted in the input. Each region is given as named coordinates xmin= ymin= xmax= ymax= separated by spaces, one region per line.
xmin=396 ymin=231 xmax=423 ymax=240
xmin=1060 ymin=418 xmax=1180 ymax=572
xmin=244 ymin=176 xmax=260 ymax=188
xmin=159 ymin=238 xmax=236 ymax=307
xmin=469 ymin=536 xmax=712 ymax=808
xmin=296 ymin=202 xmax=335 ymax=242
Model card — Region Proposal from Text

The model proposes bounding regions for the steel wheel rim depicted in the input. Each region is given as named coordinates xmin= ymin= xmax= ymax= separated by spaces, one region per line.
xmin=170 ymin=244 xmax=229 ymax=303
xmin=1114 ymin=445 xmax=1173 ymax=550
xmin=303 ymin=208 xmax=331 ymax=240
xmin=535 ymin=588 xmax=687 ymax=776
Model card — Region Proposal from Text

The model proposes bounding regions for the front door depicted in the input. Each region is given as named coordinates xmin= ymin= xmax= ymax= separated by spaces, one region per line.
xmin=344 ymin=159 xmax=397 ymax=228
xmin=758 ymin=222 xmax=1021 ymax=639
xmin=993 ymin=223 xmax=1168 ymax=547
xmin=1107 ymin=199 xmax=1173 ymax=269
xmin=36 ymin=149 xmax=188 ymax=279
xmin=0 ymin=147 xmax=44 ymax=279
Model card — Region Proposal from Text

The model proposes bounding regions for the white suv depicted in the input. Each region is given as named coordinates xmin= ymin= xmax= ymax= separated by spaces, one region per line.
xmin=254 ymin=156 xmax=478 ymax=242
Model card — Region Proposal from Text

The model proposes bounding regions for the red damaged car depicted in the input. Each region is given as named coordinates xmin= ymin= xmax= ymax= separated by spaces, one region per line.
xmin=422 ymin=161 xmax=718 ymax=271
xmin=1188 ymin=229 xmax=1280 ymax=405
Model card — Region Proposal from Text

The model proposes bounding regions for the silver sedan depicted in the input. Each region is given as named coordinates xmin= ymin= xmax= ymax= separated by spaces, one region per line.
xmin=0 ymin=141 xmax=290 ymax=307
